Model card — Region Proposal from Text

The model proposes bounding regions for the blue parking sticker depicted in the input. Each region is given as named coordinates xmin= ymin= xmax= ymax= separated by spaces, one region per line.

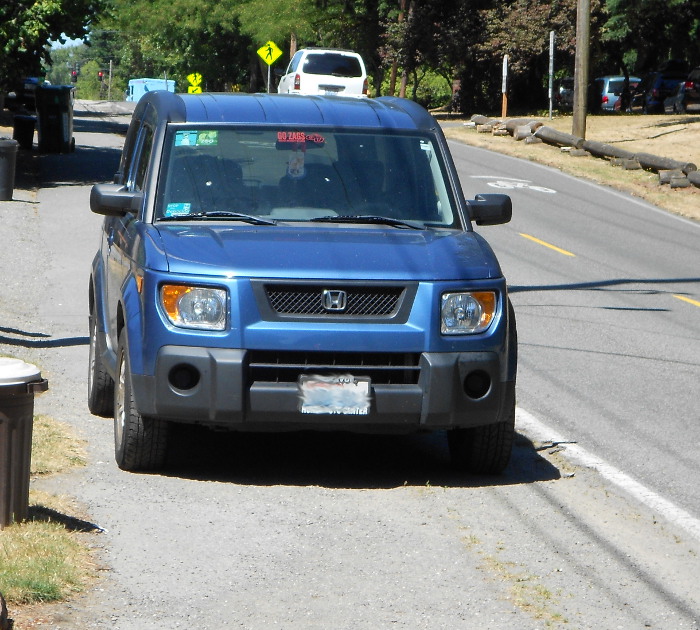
xmin=165 ymin=202 xmax=192 ymax=217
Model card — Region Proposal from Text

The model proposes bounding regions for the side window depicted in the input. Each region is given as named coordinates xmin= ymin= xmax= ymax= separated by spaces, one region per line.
xmin=126 ymin=124 xmax=154 ymax=192
xmin=288 ymin=51 xmax=303 ymax=74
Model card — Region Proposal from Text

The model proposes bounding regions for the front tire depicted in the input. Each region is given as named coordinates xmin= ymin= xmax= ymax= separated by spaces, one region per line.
xmin=114 ymin=330 xmax=169 ymax=471
xmin=447 ymin=393 xmax=515 ymax=474
xmin=88 ymin=313 xmax=114 ymax=417
xmin=448 ymin=300 xmax=517 ymax=474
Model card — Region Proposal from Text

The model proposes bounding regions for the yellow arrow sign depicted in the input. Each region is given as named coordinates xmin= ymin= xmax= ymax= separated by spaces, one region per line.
xmin=257 ymin=41 xmax=283 ymax=66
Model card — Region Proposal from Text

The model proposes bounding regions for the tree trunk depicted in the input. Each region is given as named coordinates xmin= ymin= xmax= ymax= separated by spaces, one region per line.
xmin=634 ymin=152 xmax=697 ymax=174
xmin=582 ymin=140 xmax=635 ymax=160
xmin=534 ymin=126 xmax=585 ymax=149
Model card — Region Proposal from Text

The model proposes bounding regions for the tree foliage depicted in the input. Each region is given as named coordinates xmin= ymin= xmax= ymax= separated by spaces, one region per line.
xmin=601 ymin=0 xmax=700 ymax=74
xmin=3 ymin=0 xmax=700 ymax=114
xmin=0 ymin=0 xmax=104 ymax=90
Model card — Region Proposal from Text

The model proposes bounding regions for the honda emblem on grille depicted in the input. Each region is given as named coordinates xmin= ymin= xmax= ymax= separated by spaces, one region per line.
xmin=322 ymin=289 xmax=347 ymax=312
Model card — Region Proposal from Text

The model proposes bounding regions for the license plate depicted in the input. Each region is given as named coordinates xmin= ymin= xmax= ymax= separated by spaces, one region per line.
xmin=299 ymin=374 xmax=370 ymax=415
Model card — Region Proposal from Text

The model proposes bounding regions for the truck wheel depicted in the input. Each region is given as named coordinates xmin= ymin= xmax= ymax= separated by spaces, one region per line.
xmin=114 ymin=331 xmax=168 ymax=471
xmin=88 ymin=313 xmax=114 ymax=417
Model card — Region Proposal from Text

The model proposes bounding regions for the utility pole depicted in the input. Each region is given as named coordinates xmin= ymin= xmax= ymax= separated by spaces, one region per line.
xmin=572 ymin=0 xmax=590 ymax=139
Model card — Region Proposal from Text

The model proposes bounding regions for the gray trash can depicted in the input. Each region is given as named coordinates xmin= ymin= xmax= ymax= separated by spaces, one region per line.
xmin=36 ymin=85 xmax=75 ymax=154
xmin=0 ymin=358 xmax=49 ymax=529
xmin=13 ymin=114 xmax=36 ymax=151
xmin=0 ymin=139 xmax=18 ymax=201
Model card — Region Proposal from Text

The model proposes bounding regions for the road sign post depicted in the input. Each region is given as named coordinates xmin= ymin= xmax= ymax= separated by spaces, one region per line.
xmin=501 ymin=55 xmax=509 ymax=120
xmin=257 ymin=41 xmax=283 ymax=93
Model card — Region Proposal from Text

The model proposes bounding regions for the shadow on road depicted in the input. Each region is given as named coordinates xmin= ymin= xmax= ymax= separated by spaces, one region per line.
xmin=37 ymin=144 xmax=121 ymax=188
xmin=510 ymin=276 xmax=700 ymax=295
xmin=162 ymin=424 xmax=560 ymax=490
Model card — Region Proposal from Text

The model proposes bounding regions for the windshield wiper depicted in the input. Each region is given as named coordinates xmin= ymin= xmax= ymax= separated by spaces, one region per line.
xmin=159 ymin=211 xmax=276 ymax=225
xmin=310 ymin=215 xmax=423 ymax=230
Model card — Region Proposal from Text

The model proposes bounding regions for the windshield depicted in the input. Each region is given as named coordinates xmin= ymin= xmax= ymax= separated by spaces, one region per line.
xmin=155 ymin=127 xmax=458 ymax=227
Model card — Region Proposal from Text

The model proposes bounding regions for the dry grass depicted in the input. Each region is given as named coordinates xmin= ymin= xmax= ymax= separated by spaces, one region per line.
xmin=0 ymin=417 xmax=93 ymax=629
xmin=441 ymin=113 xmax=700 ymax=222
xmin=31 ymin=415 xmax=87 ymax=476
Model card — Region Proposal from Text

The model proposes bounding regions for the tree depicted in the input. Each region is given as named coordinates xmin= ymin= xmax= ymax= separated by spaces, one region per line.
xmin=0 ymin=0 xmax=104 ymax=91
xmin=97 ymin=0 xmax=255 ymax=92
xmin=602 ymin=0 xmax=700 ymax=75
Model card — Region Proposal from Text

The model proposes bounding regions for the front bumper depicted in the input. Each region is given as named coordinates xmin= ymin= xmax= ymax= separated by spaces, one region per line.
xmin=130 ymin=346 xmax=513 ymax=432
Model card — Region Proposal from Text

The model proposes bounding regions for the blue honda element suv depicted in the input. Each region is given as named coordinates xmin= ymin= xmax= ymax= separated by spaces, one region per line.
xmin=88 ymin=91 xmax=516 ymax=473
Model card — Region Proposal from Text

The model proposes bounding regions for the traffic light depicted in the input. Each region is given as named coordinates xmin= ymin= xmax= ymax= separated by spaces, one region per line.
xmin=98 ymin=71 xmax=104 ymax=82
xmin=71 ymin=70 xmax=78 ymax=83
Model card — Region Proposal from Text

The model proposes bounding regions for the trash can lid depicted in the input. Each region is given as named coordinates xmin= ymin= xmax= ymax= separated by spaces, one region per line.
xmin=0 ymin=357 xmax=42 ymax=385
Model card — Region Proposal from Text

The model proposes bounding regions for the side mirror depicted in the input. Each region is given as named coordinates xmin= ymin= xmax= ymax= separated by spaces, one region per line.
xmin=466 ymin=193 xmax=512 ymax=226
xmin=90 ymin=183 xmax=142 ymax=216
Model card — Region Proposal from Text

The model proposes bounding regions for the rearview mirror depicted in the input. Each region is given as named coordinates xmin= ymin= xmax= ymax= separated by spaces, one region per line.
xmin=466 ymin=193 xmax=512 ymax=226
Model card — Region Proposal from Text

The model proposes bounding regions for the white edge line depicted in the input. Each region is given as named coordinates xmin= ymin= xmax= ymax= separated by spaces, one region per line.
xmin=516 ymin=407 xmax=700 ymax=543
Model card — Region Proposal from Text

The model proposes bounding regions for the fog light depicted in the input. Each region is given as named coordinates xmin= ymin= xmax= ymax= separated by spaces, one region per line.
xmin=463 ymin=370 xmax=491 ymax=399
xmin=169 ymin=364 xmax=200 ymax=391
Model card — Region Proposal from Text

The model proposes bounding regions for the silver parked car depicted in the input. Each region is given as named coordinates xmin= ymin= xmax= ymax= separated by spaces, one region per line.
xmin=594 ymin=75 xmax=641 ymax=112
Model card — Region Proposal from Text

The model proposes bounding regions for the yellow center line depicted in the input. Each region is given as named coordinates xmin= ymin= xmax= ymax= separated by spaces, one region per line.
xmin=674 ymin=294 xmax=700 ymax=308
xmin=519 ymin=233 xmax=576 ymax=257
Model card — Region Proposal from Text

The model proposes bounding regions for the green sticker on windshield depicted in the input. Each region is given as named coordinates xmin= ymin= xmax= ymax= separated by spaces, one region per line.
xmin=175 ymin=131 xmax=219 ymax=147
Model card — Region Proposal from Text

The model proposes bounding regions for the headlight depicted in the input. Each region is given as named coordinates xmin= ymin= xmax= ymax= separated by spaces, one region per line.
xmin=441 ymin=291 xmax=496 ymax=334
xmin=161 ymin=285 xmax=227 ymax=330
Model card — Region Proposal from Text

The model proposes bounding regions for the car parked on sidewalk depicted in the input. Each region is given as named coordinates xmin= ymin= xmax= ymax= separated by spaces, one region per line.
xmin=87 ymin=91 xmax=517 ymax=474
xmin=277 ymin=48 xmax=368 ymax=96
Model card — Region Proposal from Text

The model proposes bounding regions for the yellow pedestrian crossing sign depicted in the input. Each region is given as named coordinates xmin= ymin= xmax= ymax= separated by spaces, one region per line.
xmin=258 ymin=41 xmax=283 ymax=66
xmin=187 ymin=72 xmax=203 ymax=93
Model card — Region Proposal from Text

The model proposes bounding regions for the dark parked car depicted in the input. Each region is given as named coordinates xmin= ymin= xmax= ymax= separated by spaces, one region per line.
xmin=88 ymin=91 xmax=517 ymax=473
xmin=554 ymin=77 xmax=574 ymax=110
xmin=631 ymin=62 xmax=689 ymax=113
xmin=663 ymin=82 xmax=687 ymax=114
xmin=681 ymin=67 xmax=700 ymax=113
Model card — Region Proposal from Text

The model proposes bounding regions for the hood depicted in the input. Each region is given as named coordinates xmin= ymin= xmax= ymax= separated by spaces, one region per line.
xmin=151 ymin=224 xmax=502 ymax=281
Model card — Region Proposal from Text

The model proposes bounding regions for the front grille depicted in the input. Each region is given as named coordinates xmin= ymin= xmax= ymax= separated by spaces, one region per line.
xmin=266 ymin=284 xmax=404 ymax=317
xmin=248 ymin=350 xmax=421 ymax=385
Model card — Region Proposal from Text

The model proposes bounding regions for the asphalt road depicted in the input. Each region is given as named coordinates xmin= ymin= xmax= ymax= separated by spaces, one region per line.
xmin=1 ymin=111 xmax=699 ymax=629
xmin=449 ymin=141 xmax=700 ymax=520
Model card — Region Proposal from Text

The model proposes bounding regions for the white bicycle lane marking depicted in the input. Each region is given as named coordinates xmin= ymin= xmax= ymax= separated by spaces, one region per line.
xmin=471 ymin=175 xmax=556 ymax=194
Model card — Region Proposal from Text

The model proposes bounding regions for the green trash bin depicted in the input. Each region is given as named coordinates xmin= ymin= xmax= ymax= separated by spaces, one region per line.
xmin=0 ymin=139 xmax=19 ymax=201
xmin=36 ymin=85 xmax=75 ymax=154
xmin=0 ymin=358 xmax=48 ymax=529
